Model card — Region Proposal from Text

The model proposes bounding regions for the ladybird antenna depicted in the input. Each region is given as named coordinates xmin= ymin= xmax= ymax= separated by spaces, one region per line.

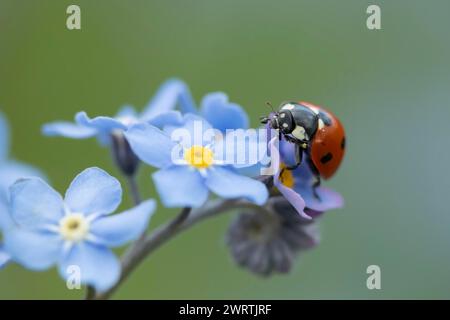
xmin=266 ymin=101 xmax=276 ymax=113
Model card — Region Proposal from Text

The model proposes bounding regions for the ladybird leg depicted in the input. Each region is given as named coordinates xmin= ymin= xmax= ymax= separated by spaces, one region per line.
xmin=286 ymin=144 xmax=302 ymax=170
xmin=306 ymin=156 xmax=322 ymax=201
xmin=312 ymin=176 xmax=321 ymax=200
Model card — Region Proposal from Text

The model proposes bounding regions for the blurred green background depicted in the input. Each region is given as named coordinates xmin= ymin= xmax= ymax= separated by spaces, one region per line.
xmin=1 ymin=0 xmax=450 ymax=299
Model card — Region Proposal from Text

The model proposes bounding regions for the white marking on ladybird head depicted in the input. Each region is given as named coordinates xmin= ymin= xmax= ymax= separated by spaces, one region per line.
xmin=318 ymin=118 xmax=325 ymax=130
xmin=311 ymin=108 xmax=320 ymax=115
xmin=280 ymin=113 xmax=286 ymax=118
xmin=292 ymin=126 xmax=307 ymax=140
xmin=281 ymin=103 xmax=295 ymax=110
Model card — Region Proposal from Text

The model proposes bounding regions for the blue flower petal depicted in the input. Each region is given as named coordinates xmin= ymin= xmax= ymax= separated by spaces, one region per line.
xmin=153 ymin=166 xmax=208 ymax=207
xmin=200 ymin=92 xmax=249 ymax=132
xmin=0 ymin=111 xmax=10 ymax=160
xmin=213 ymin=131 xmax=266 ymax=168
xmin=59 ymin=242 xmax=120 ymax=292
xmin=0 ymin=198 xmax=13 ymax=231
xmin=42 ymin=121 xmax=98 ymax=139
xmin=115 ymin=105 xmax=138 ymax=119
xmin=147 ymin=110 xmax=184 ymax=128
xmin=64 ymin=167 xmax=122 ymax=216
xmin=125 ymin=123 xmax=176 ymax=169
xmin=9 ymin=177 xmax=65 ymax=227
xmin=90 ymin=199 xmax=156 ymax=247
xmin=4 ymin=229 xmax=62 ymax=270
xmin=295 ymin=185 xmax=344 ymax=212
xmin=268 ymin=137 xmax=309 ymax=219
xmin=164 ymin=113 xmax=215 ymax=148
xmin=75 ymin=112 xmax=127 ymax=131
xmin=141 ymin=79 xmax=196 ymax=120
xmin=0 ymin=245 xmax=11 ymax=269
xmin=275 ymin=176 xmax=308 ymax=219
xmin=0 ymin=160 xmax=46 ymax=198
xmin=205 ymin=166 xmax=268 ymax=205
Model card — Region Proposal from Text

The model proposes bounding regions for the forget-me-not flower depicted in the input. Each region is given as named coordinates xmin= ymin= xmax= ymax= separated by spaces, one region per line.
xmin=3 ymin=167 xmax=155 ymax=291
xmin=184 ymin=90 xmax=249 ymax=133
xmin=0 ymin=112 xmax=45 ymax=268
xmin=42 ymin=79 xmax=195 ymax=145
xmin=268 ymin=136 xmax=343 ymax=219
xmin=125 ymin=114 xmax=268 ymax=208
xmin=278 ymin=138 xmax=344 ymax=213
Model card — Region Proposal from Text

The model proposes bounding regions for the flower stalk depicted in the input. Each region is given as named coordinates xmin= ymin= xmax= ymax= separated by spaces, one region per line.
xmin=93 ymin=196 xmax=271 ymax=299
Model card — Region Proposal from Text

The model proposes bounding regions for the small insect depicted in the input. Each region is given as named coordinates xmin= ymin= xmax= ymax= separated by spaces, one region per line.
xmin=261 ymin=101 xmax=346 ymax=198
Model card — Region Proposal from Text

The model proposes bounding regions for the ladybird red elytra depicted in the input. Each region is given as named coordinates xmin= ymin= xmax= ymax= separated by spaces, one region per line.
xmin=261 ymin=101 xmax=346 ymax=198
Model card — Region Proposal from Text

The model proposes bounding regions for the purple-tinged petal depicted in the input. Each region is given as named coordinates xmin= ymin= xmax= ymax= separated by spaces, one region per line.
xmin=275 ymin=180 xmax=309 ymax=219
xmin=153 ymin=165 xmax=208 ymax=208
xmin=65 ymin=167 xmax=122 ymax=216
xmin=269 ymin=137 xmax=309 ymax=219
xmin=296 ymin=185 xmax=344 ymax=212
xmin=90 ymin=199 xmax=156 ymax=247
xmin=59 ymin=242 xmax=120 ymax=292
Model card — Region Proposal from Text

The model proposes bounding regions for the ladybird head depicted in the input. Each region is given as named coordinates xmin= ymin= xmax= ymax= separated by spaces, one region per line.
xmin=260 ymin=110 xmax=294 ymax=134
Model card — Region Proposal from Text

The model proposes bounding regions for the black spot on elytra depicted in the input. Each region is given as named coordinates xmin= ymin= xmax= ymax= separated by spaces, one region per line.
xmin=320 ymin=152 xmax=333 ymax=164
xmin=341 ymin=137 xmax=346 ymax=149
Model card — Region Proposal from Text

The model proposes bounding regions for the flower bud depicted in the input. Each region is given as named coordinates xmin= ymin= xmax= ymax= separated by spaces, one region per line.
xmin=110 ymin=130 xmax=140 ymax=176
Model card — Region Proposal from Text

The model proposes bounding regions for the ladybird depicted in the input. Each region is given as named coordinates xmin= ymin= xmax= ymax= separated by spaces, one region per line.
xmin=261 ymin=101 xmax=346 ymax=197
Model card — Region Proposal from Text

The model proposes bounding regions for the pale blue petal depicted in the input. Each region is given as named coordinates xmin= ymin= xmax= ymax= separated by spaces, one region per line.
xmin=59 ymin=242 xmax=120 ymax=292
xmin=9 ymin=178 xmax=64 ymax=227
xmin=200 ymin=92 xmax=249 ymax=132
xmin=75 ymin=112 xmax=127 ymax=131
xmin=0 ymin=160 xmax=46 ymax=197
xmin=213 ymin=131 xmax=267 ymax=168
xmin=164 ymin=113 xmax=215 ymax=148
xmin=205 ymin=167 xmax=268 ymax=205
xmin=0 ymin=111 xmax=9 ymax=160
xmin=147 ymin=110 xmax=184 ymax=128
xmin=4 ymin=229 xmax=62 ymax=270
xmin=65 ymin=167 xmax=122 ymax=215
xmin=125 ymin=123 xmax=176 ymax=168
xmin=153 ymin=166 xmax=208 ymax=207
xmin=0 ymin=246 xmax=11 ymax=268
xmin=115 ymin=105 xmax=138 ymax=119
xmin=41 ymin=121 xmax=97 ymax=139
xmin=90 ymin=199 xmax=156 ymax=247
xmin=0 ymin=198 xmax=13 ymax=231
xmin=141 ymin=78 xmax=196 ymax=120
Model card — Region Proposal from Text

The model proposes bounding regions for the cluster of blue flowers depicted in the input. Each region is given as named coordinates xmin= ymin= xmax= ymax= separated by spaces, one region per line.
xmin=0 ymin=79 xmax=343 ymax=293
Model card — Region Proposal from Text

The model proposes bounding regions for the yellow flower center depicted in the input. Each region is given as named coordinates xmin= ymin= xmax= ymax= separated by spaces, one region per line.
xmin=59 ymin=214 xmax=90 ymax=242
xmin=279 ymin=163 xmax=295 ymax=188
xmin=184 ymin=145 xmax=214 ymax=169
